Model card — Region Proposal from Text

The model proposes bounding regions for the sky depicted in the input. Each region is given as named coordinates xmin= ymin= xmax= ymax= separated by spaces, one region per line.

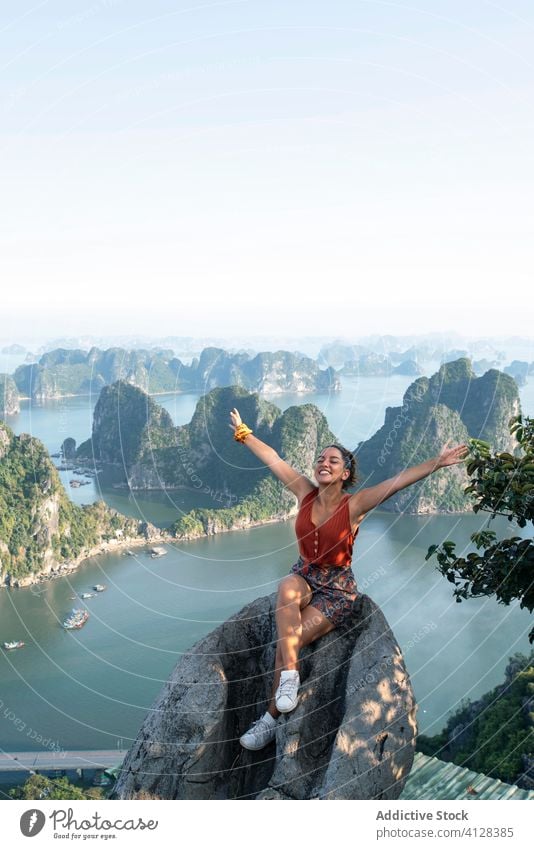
xmin=1 ymin=0 xmax=533 ymax=341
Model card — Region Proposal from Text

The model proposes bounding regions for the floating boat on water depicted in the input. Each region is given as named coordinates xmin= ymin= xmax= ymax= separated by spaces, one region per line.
xmin=3 ymin=640 xmax=25 ymax=650
xmin=150 ymin=546 xmax=167 ymax=559
xmin=62 ymin=609 xmax=89 ymax=630
xmin=80 ymin=592 xmax=95 ymax=599
xmin=93 ymin=584 xmax=106 ymax=592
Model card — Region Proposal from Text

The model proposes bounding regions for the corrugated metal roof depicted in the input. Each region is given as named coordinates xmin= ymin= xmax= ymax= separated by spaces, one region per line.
xmin=400 ymin=753 xmax=534 ymax=800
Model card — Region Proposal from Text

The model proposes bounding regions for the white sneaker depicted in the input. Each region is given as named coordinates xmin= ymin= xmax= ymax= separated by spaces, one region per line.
xmin=239 ymin=713 xmax=277 ymax=750
xmin=275 ymin=670 xmax=300 ymax=713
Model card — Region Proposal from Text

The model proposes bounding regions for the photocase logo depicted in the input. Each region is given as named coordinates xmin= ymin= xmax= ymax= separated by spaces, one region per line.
xmin=20 ymin=809 xmax=46 ymax=837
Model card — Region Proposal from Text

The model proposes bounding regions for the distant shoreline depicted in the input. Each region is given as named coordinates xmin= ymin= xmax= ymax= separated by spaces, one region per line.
xmin=0 ymin=533 xmax=172 ymax=590
xmin=16 ymin=389 xmax=197 ymax=403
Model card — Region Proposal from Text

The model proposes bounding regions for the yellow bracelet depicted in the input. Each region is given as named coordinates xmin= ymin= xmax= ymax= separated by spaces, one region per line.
xmin=234 ymin=423 xmax=253 ymax=443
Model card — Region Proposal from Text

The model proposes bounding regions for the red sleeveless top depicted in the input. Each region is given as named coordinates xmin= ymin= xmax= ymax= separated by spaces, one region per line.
xmin=295 ymin=489 xmax=358 ymax=568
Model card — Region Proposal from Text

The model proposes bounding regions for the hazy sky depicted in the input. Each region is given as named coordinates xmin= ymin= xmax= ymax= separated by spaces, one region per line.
xmin=1 ymin=0 xmax=533 ymax=341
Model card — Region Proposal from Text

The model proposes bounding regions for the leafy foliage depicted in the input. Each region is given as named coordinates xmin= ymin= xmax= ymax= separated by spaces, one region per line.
xmin=79 ymin=380 xmax=175 ymax=468
xmin=426 ymin=415 xmax=534 ymax=641
xmin=79 ymin=382 xmax=337 ymax=537
xmin=356 ymin=359 xmax=520 ymax=512
xmin=418 ymin=652 xmax=534 ymax=785
xmin=171 ymin=391 xmax=338 ymax=537
xmin=0 ymin=423 xmax=142 ymax=580
xmin=9 ymin=773 xmax=104 ymax=800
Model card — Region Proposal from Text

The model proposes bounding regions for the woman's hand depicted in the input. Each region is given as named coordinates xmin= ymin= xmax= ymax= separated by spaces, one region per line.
xmin=436 ymin=440 xmax=469 ymax=468
xmin=227 ymin=406 xmax=314 ymax=500
xmin=229 ymin=408 xmax=242 ymax=432
xmin=349 ymin=439 xmax=471 ymax=521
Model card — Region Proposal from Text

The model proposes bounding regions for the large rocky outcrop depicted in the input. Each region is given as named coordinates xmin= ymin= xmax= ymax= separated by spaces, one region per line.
xmin=78 ymin=381 xmax=175 ymax=470
xmin=355 ymin=358 xmax=521 ymax=513
xmin=112 ymin=592 xmax=417 ymax=800
xmin=0 ymin=421 xmax=162 ymax=586
xmin=0 ymin=373 xmax=20 ymax=416
xmin=13 ymin=346 xmax=340 ymax=400
xmin=340 ymin=354 xmax=423 ymax=377
xmin=193 ymin=347 xmax=340 ymax=394
xmin=76 ymin=384 xmax=337 ymax=537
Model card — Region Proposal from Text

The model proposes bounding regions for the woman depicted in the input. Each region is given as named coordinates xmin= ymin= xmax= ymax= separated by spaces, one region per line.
xmin=230 ymin=408 xmax=468 ymax=751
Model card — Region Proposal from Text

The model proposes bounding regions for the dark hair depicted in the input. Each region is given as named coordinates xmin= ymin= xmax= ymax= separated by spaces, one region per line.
xmin=321 ymin=444 xmax=358 ymax=490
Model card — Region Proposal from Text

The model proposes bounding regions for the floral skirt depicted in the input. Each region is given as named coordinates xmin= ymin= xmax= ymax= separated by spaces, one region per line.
xmin=290 ymin=556 xmax=358 ymax=628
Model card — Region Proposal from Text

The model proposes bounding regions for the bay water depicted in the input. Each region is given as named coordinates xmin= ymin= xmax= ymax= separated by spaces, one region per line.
xmin=0 ymin=373 xmax=533 ymax=754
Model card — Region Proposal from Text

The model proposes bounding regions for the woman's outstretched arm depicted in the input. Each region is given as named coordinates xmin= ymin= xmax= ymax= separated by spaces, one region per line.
xmin=349 ymin=440 xmax=469 ymax=522
xmin=230 ymin=408 xmax=315 ymax=502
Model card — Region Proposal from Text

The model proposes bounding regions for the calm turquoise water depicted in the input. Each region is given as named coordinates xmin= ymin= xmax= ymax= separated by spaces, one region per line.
xmin=0 ymin=374 xmax=533 ymax=752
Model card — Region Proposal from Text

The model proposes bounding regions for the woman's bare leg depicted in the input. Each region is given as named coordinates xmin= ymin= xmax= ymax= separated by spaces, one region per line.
xmin=267 ymin=580 xmax=335 ymax=718
xmin=276 ymin=575 xmax=312 ymax=667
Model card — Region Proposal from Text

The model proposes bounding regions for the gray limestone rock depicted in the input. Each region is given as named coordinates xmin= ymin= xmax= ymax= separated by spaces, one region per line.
xmin=0 ymin=374 xmax=20 ymax=416
xmin=112 ymin=593 xmax=417 ymax=800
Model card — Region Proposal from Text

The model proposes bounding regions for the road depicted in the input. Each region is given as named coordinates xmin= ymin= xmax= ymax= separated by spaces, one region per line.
xmin=0 ymin=750 xmax=127 ymax=772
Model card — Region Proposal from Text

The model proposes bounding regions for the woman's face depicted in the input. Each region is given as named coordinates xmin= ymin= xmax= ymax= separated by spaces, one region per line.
xmin=314 ymin=447 xmax=349 ymax=487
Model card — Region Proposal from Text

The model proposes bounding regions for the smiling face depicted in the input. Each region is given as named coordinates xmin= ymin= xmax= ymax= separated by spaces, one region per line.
xmin=314 ymin=446 xmax=350 ymax=488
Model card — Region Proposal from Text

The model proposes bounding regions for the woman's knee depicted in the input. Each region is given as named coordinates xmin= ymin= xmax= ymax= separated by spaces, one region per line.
xmin=277 ymin=576 xmax=297 ymax=605
xmin=277 ymin=575 xmax=310 ymax=605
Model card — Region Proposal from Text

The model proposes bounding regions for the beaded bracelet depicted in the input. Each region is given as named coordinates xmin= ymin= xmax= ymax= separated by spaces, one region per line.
xmin=234 ymin=423 xmax=253 ymax=443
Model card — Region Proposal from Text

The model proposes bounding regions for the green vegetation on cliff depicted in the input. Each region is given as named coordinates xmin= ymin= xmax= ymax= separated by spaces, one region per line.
xmin=13 ymin=347 xmax=183 ymax=399
xmin=77 ymin=382 xmax=338 ymax=537
xmin=355 ymin=359 xmax=521 ymax=513
xmin=77 ymin=381 xmax=175 ymax=468
xmin=418 ymin=652 xmax=534 ymax=787
xmin=14 ymin=345 xmax=339 ymax=400
xmin=0 ymin=422 xmax=145 ymax=583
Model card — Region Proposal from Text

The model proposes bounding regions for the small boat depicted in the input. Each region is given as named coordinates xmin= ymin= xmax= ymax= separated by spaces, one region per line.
xmin=3 ymin=640 xmax=25 ymax=650
xmin=80 ymin=592 xmax=95 ymax=599
xmin=62 ymin=609 xmax=89 ymax=630
xmin=150 ymin=546 xmax=167 ymax=559
xmin=126 ymin=550 xmax=135 ymax=556
xmin=93 ymin=584 xmax=106 ymax=592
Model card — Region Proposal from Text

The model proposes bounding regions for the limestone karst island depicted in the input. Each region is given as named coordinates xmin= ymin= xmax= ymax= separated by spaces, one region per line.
xmin=1 ymin=345 xmax=533 ymax=801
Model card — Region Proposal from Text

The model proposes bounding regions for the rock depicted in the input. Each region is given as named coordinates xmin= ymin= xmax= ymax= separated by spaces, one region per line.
xmin=61 ymin=437 xmax=77 ymax=461
xmin=0 ymin=422 xmax=159 ymax=585
xmin=13 ymin=346 xmax=339 ymax=401
xmin=139 ymin=521 xmax=163 ymax=541
xmin=355 ymin=358 xmax=521 ymax=513
xmin=112 ymin=593 xmax=417 ymax=800
xmin=504 ymin=360 xmax=529 ymax=386
xmin=0 ymin=374 xmax=20 ymax=416
xmin=80 ymin=384 xmax=338 ymax=538
xmin=393 ymin=359 xmax=422 ymax=376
